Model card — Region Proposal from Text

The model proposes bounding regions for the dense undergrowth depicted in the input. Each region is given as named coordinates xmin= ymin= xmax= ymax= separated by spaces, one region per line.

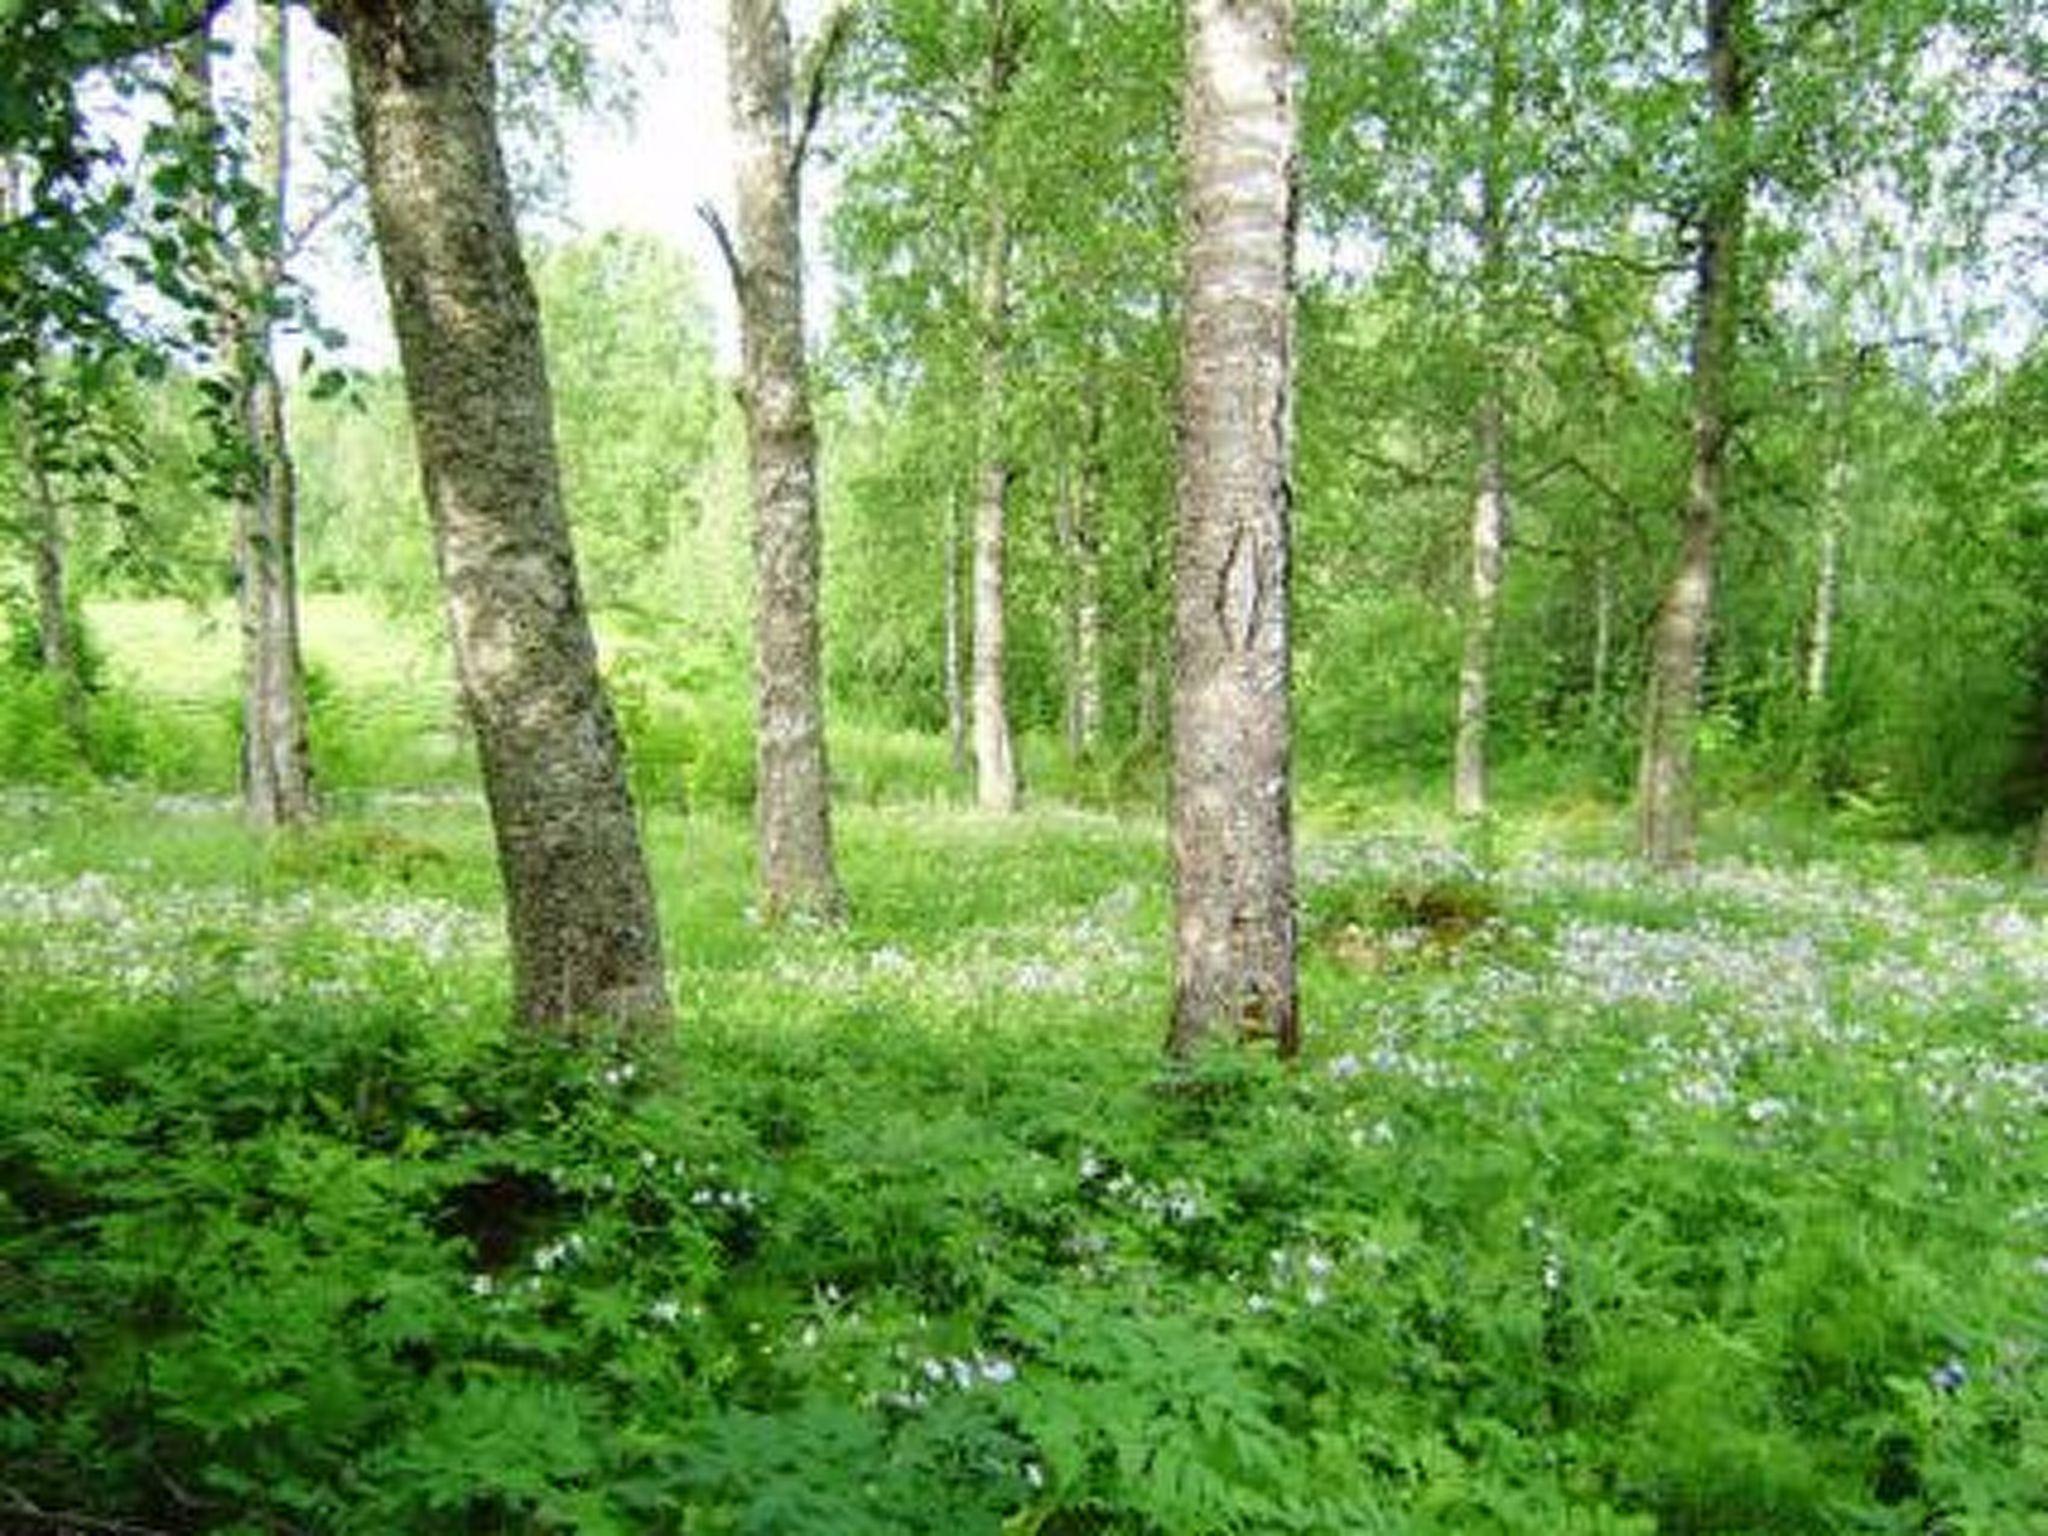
xmin=3 ymin=797 xmax=2047 ymax=1533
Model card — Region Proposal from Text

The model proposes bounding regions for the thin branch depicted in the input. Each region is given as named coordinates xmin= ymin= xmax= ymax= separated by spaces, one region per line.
xmin=1344 ymin=437 xmax=1464 ymax=492
xmin=1519 ymin=450 xmax=1644 ymax=518
xmin=696 ymin=200 xmax=743 ymax=301
xmin=1540 ymin=239 xmax=1689 ymax=279
xmin=283 ymin=172 xmax=360 ymax=264
xmin=791 ymin=2 xmax=855 ymax=180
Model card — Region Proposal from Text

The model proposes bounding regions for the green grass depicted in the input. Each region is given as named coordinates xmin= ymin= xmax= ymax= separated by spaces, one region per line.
xmin=3 ymin=791 xmax=2046 ymax=1532
xmin=92 ymin=595 xmax=454 ymax=700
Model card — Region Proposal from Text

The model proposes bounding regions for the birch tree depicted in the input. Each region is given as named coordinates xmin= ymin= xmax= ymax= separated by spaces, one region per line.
xmin=313 ymin=0 xmax=671 ymax=1033
xmin=713 ymin=0 xmax=847 ymax=921
xmin=1169 ymin=0 xmax=1300 ymax=1058
xmin=1636 ymin=0 xmax=1750 ymax=868
xmin=232 ymin=1 xmax=314 ymax=828
xmin=969 ymin=0 xmax=1022 ymax=813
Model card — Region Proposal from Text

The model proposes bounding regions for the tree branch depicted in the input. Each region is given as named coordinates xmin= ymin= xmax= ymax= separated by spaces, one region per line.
xmin=696 ymin=200 xmax=743 ymax=301
xmin=791 ymin=2 xmax=855 ymax=180
xmin=283 ymin=172 xmax=360 ymax=264
xmin=1540 ymin=238 xmax=1689 ymax=279
xmin=1344 ymin=437 xmax=1464 ymax=491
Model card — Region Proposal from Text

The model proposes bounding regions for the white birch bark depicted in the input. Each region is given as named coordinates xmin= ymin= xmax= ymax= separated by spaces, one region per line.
xmin=325 ymin=0 xmax=672 ymax=1033
xmin=727 ymin=0 xmax=845 ymax=921
xmin=1168 ymin=0 xmax=1300 ymax=1057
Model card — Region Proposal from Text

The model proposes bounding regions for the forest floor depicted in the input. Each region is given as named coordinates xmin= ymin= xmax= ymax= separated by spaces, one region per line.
xmin=3 ymin=788 xmax=2046 ymax=1532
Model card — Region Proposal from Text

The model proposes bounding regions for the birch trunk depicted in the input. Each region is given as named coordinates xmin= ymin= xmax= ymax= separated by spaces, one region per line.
xmin=1453 ymin=0 xmax=1514 ymax=821
xmin=1056 ymin=455 xmax=1102 ymax=761
xmin=324 ymin=0 xmax=671 ymax=1034
xmin=0 ymin=159 xmax=74 ymax=731
xmin=1074 ymin=411 xmax=1105 ymax=755
xmin=944 ymin=489 xmax=967 ymax=775
xmin=1637 ymin=0 xmax=1748 ymax=868
xmin=972 ymin=197 xmax=1019 ymax=812
xmin=18 ymin=413 xmax=85 ymax=745
xmin=1805 ymin=363 xmax=1852 ymax=711
xmin=1168 ymin=0 xmax=1300 ymax=1058
xmin=1454 ymin=390 xmax=1507 ymax=817
xmin=236 ymin=0 xmax=314 ymax=829
xmin=971 ymin=7 xmax=1019 ymax=813
xmin=727 ymin=0 xmax=844 ymax=922
xmin=1804 ymin=508 xmax=1839 ymax=706
xmin=1591 ymin=554 xmax=1613 ymax=725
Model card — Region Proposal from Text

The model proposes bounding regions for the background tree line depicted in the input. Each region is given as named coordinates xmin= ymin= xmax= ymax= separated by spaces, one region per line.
xmin=3 ymin=0 xmax=2045 ymax=1046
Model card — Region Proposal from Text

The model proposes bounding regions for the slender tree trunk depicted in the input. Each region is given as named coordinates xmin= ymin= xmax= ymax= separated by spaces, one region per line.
xmin=943 ymin=487 xmax=967 ymax=776
xmin=1805 ymin=505 xmax=1839 ymax=704
xmin=237 ymin=0 xmax=314 ymax=829
xmin=1056 ymin=453 xmax=1103 ymax=762
xmin=1057 ymin=460 xmax=1082 ymax=759
xmin=1453 ymin=0 xmax=1514 ymax=820
xmin=971 ymin=203 xmax=1018 ymax=811
xmin=4 ymin=261 xmax=83 ymax=747
xmin=1137 ymin=531 xmax=1165 ymax=750
xmin=16 ymin=411 xmax=86 ymax=745
xmin=0 ymin=158 xmax=75 ymax=734
xmin=972 ymin=437 xmax=1018 ymax=811
xmin=1168 ymin=0 xmax=1300 ymax=1059
xmin=1455 ymin=390 xmax=1508 ymax=817
xmin=1805 ymin=362 xmax=1853 ymax=712
xmin=1637 ymin=0 xmax=1749 ymax=869
xmin=971 ymin=7 xmax=1019 ymax=813
xmin=726 ymin=0 xmax=844 ymax=922
xmin=28 ymin=468 xmax=69 ymax=681
xmin=1074 ymin=404 xmax=1105 ymax=756
xmin=324 ymin=0 xmax=671 ymax=1034
xmin=1590 ymin=554 xmax=1613 ymax=726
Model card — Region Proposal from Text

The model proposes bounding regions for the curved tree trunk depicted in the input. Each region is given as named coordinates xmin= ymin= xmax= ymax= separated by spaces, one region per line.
xmin=727 ymin=0 xmax=845 ymax=922
xmin=236 ymin=0 xmax=314 ymax=829
xmin=325 ymin=0 xmax=671 ymax=1034
xmin=1168 ymin=0 xmax=1300 ymax=1059
xmin=1637 ymin=0 xmax=1749 ymax=869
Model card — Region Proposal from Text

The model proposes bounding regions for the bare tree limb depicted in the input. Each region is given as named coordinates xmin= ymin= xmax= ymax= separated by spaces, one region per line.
xmin=1343 ymin=437 xmax=1464 ymax=492
xmin=283 ymin=172 xmax=361 ymax=263
xmin=791 ymin=2 xmax=855 ymax=180
xmin=1540 ymin=238 xmax=1688 ymax=279
xmin=696 ymin=199 xmax=743 ymax=300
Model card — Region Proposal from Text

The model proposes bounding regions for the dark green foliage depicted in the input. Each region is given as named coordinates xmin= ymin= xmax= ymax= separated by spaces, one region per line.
xmin=5 ymin=802 xmax=2048 ymax=1533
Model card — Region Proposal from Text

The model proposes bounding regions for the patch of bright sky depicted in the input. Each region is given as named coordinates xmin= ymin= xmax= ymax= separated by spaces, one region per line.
xmin=295 ymin=1 xmax=839 ymax=374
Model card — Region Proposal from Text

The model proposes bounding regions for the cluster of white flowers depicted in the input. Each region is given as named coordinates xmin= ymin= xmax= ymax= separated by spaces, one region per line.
xmin=0 ymin=864 xmax=498 ymax=1007
xmin=758 ymin=884 xmax=1159 ymax=1017
xmin=688 ymin=1184 xmax=761 ymax=1212
xmin=879 ymin=1349 xmax=1019 ymax=1411
xmin=1308 ymin=839 xmax=2048 ymax=1140
xmin=532 ymin=1232 xmax=589 ymax=1272
xmin=1077 ymin=1148 xmax=1206 ymax=1225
